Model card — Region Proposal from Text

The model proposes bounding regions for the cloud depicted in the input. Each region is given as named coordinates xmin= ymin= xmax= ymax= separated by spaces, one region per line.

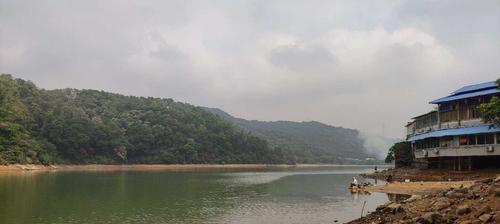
xmin=269 ymin=44 xmax=337 ymax=71
xmin=0 ymin=0 xmax=499 ymax=138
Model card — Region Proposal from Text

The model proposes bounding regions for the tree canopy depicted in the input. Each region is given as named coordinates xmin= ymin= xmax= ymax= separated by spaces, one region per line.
xmin=478 ymin=79 xmax=500 ymax=126
xmin=0 ymin=74 xmax=295 ymax=165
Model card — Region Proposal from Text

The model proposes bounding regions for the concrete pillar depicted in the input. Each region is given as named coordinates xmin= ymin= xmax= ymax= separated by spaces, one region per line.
xmin=468 ymin=157 xmax=472 ymax=171
xmin=458 ymin=157 xmax=462 ymax=171
xmin=437 ymin=105 xmax=441 ymax=129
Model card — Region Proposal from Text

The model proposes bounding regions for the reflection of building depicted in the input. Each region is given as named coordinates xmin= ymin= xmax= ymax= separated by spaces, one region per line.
xmin=406 ymin=81 xmax=500 ymax=170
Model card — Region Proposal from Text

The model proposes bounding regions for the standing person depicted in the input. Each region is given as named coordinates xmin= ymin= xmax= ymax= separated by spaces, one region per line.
xmin=385 ymin=174 xmax=393 ymax=184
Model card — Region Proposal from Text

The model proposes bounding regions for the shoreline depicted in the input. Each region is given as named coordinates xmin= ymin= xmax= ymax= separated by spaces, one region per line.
xmin=0 ymin=163 xmax=391 ymax=173
xmin=349 ymin=168 xmax=500 ymax=223
xmin=363 ymin=181 xmax=474 ymax=195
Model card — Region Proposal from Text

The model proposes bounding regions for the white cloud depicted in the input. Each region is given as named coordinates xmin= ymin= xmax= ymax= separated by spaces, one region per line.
xmin=0 ymin=0 xmax=499 ymax=138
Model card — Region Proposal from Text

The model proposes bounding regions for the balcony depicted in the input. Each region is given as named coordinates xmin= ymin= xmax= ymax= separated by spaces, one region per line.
xmin=415 ymin=144 xmax=500 ymax=159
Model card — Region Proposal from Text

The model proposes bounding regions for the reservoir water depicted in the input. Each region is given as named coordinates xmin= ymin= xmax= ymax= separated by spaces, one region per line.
xmin=0 ymin=166 xmax=395 ymax=224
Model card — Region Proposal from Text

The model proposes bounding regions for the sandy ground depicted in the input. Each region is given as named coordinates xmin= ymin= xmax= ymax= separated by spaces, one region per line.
xmin=364 ymin=181 xmax=474 ymax=195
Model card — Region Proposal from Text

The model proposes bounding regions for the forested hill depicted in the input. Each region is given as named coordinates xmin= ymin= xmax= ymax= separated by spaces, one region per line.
xmin=0 ymin=74 xmax=295 ymax=165
xmin=203 ymin=107 xmax=385 ymax=164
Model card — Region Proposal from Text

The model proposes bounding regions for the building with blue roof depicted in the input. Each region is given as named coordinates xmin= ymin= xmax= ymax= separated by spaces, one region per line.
xmin=406 ymin=80 xmax=500 ymax=170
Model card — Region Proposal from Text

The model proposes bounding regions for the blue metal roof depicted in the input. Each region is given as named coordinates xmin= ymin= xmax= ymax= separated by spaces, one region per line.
xmin=408 ymin=125 xmax=500 ymax=141
xmin=430 ymin=88 xmax=500 ymax=104
xmin=451 ymin=81 xmax=497 ymax=95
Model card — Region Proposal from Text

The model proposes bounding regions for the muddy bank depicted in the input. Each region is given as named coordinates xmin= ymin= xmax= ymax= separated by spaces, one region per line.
xmin=363 ymin=167 xmax=500 ymax=182
xmin=349 ymin=176 xmax=500 ymax=224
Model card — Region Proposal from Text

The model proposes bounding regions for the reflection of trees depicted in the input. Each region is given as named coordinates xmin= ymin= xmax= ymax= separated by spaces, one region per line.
xmin=0 ymin=171 xmax=237 ymax=224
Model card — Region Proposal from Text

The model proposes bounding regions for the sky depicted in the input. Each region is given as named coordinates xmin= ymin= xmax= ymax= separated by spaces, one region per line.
xmin=1 ymin=0 xmax=499 ymax=138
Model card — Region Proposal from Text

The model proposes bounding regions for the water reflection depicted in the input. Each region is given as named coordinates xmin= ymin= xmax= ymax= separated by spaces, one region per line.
xmin=0 ymin=167 xmax=391 ymax=224
xmin=386 ymin=193 xmax=411 ymax=202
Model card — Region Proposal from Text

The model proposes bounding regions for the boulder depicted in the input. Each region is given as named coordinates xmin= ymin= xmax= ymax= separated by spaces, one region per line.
xmin=403 ymin=195 xmax=422 ymax=203
xmin=478 ymin=213 xmax=492 ymax=223
xmin=456 ymin=204 xmax=471 ymax=215
xmin=476 ymin=206 xmax=492 ymax=217
xmin=386 ymin=203 xmax=404 ymax=214
xmin=418 ymin=212 xmax=442 ymax=224
xmin=455 ymin=187 xmax=469 ymax=194
xmin=479 ymin=178 xmax=493 ymax=184
xmin=494 ymin=175 xmax=500 ymax=183
xmin=432 ymin=198 xmax=452 ymax=211
xmin=443 ymin=214 xmax=457 ymax=223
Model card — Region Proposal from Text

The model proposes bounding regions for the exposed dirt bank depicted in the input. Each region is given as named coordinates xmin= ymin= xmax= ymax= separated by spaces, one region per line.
xmin=0 ymin=163 xmax=378 ymax=173
xmin=364 ymin=181 xmax=473 ymax=195
xmin=363 ymin=167 xmax=500 ymax=182
xmin=348 ymin=176 xmax=500 ymax=224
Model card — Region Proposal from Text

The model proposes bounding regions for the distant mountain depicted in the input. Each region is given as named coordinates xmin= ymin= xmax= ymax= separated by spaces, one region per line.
xmin=204 ymin=107 xmax=396 ymax=164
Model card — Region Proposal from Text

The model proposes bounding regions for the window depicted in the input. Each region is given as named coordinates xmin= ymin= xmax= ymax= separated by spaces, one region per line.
xmin=485 ymin=134 xmax=494 ymax=144
xmin=459 ymin=136 xmax=468 ymax=145
xmin=467 ymin=135 xmax=476 ymax=145
xmin=471 ymin=108 xmax=481 ymax=119
xmin=477 ymin=135 xmax=485 ymax=145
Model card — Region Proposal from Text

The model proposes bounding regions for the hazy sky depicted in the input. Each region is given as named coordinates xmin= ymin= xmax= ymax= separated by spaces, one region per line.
xmin=1 ymin=0 xmax=499 ymax=138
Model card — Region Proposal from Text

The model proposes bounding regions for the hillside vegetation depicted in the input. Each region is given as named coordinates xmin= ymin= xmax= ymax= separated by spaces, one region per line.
xmin=204 ymin=108 xmax=386 ymax=164
xmin=0 ymin=74 xmax=294 ymax=165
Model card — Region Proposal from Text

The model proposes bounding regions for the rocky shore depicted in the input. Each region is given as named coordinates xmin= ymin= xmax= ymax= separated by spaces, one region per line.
xmin=348 ymin=176 xmax=500 ymax=224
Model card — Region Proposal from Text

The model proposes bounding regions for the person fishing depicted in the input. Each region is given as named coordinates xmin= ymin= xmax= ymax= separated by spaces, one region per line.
xmin=350 ymin=176 xmax=359 ymax=188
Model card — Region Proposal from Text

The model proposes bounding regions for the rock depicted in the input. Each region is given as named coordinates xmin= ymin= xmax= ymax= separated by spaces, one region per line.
xmin=480 ymin=178 xmax=493 ymax=184
xmin=448 ymin=192 xmax=466 ymax=199
xmin=386 ymin=203 xmax=404 ymax=214
xmin=403 ymin=195 xmax=422 ymax=203
xmin=457 ymin=205 xmax=471 ymax=215
xmin=478 ymin=214 xmax=492 ymax=223
xmin=418 ymin=212 xmax=442 ymax=224
xmin=494 ymin=175 xmax=500 ymax=183
xmin=458 ymin=221 xmax=472 ymax=224
xmin=443 ymin=214 xmax=457 ymax=223
xmin=476 ymin=206 xmax=492 ymax=217
xmin=432 ymin=198 xmax=452 ymax=211
xmin=376 ymin=201 xmax=392 ymax=211
xmin=455 ymin=187 xmax=469 ymax=194
xmin=487 ymin=186 xmax=496 ymax=195
xmin=456 ymin=204 xmax=471 ymax=215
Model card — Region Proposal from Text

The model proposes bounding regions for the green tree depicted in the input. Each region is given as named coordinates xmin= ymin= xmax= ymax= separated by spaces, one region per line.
xmin=478 ymin=79 xmax=500 ymax=126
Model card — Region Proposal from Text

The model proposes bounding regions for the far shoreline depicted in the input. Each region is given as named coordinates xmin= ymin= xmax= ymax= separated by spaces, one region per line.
xmin=0 ymin=163 xmax=393 ymax=173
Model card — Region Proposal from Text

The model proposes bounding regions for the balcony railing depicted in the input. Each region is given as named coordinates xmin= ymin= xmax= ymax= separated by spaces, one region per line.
xmin=407 ymin=118 xmax=485 ymax=137
xmin=414 ymin=144 xmax=499 ymax=159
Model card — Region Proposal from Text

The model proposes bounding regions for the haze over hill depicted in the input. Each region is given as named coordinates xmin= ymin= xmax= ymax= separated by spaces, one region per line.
xmin=204 ymin=107 xmax=398 ymax=163
xmin=1 ymin=74 xmax=397 ymax=165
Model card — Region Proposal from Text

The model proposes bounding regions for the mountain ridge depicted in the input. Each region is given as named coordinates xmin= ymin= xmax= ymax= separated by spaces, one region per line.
xmin=203 ymin=107 xmax=394 ymax=164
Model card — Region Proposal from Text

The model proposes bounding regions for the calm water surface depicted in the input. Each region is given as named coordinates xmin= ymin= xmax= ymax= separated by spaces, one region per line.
xmin=0 ymin=166 xmax=396 ymax=224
